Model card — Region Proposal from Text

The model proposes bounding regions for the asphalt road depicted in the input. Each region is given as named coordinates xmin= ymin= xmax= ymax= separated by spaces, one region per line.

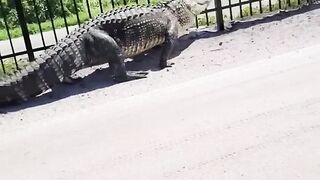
xmin=1 ymin=44 xmax=319 ymax=180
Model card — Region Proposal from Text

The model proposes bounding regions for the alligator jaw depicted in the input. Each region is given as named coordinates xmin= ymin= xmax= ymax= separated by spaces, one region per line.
xmin=184 ymin=0 xmax=211 ymax=15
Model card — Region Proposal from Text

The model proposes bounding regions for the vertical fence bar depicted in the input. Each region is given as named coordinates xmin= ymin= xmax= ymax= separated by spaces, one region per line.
xmin=111 ymin=0 xmax=115 ymax=9
xmin=85 ymin=0 xmax=92 ymax=19
xmin=239 ymin=0 xmax=243 ymax=18
xmin=259 ymin=0 xmax=263 ymax=13
xmin=205 ymin=10 xmax=209 ymax=26
xmin=228 ymin=0 xmax=233 ymax=20
xmin=0 ymin=53 xmax=5 ymax=74
xmin=195 ymin=16 xmax=199 ymax=28
xmin=0 ymin=0 xmax=18 ymax=67
xmin=249 ymin=0 xmax=253 ymax=16
xmin=215 ymin=0 xmax=224 ymax=31
xmin=14 ymin=0 xmax=35 ymax=61
xmin=99 ymin=0 xmax=104 ymax=13
xmin=269 ymin=0 xmax=272 ymax=11
xmin=45 ymin=0 xmax=58 ymax=43
xmin=59 ymin=0 xmax=69 ymax=34
xmin=73 ymin=0 xmax=81 ymax=26
xmin=278 ymin=0 xmax=282 ymax=9
xmin=32 ymin=0 xmax=46 ymax=47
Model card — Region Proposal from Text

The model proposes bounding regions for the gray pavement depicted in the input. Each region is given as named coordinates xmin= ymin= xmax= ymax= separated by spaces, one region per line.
xmin=1 ymin=43 xmax=320 ymax=180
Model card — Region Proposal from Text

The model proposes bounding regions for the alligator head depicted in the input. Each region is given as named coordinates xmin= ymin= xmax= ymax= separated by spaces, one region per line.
xmin=164 ymin=0 xmax=212 ymax=28
xmin=184 ymin=0 xmax=212 ymax=15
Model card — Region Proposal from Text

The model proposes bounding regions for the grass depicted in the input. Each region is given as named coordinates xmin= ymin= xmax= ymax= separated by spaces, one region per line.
xmin=0 ymin=11 xmax=91 ymax=41
xmin=197 ymin=15 xmax=217 ymax=26
xmin=241 ymin=0 xmax=306 ymax=18
xmin=0 ymin=0 xmax=159 ymax=41
xmin=0 ymin=58 xmax=29 ymax=78
xmin=190 ymin=0 xmax=306 ymax=28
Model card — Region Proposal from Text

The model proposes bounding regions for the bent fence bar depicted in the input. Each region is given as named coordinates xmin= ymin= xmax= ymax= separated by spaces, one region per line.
xmin=0 ymin=0 xmax=310 ymax=75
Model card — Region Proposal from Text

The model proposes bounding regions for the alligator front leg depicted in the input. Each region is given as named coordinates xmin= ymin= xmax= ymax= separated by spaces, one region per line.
xmin=160 ymin=20 xmax=179 ymax=69
xmin=83 ymin=29 xmax=147 ymax=82
xmin=109 ymin=54 xmax=148 ymax=83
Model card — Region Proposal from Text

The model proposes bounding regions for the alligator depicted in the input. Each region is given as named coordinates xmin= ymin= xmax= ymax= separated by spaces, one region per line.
xmin=0 ymin=0 xmax=211 ymax=105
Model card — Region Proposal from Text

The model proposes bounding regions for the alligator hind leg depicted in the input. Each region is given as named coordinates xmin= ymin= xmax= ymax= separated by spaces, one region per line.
xmin=160 ymin=20 xmax=179 ymax=69
xmin=160 ymin=37 xmax=175 ymax=69
xmin=83 ymin=29 xmax=147 ymax=82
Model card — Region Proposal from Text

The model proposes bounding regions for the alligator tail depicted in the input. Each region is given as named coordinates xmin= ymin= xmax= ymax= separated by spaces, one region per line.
xmin=0 ymin=55 xmax=61 ymax=105
xmin=0 ymin=30 xmax=86 ymax=105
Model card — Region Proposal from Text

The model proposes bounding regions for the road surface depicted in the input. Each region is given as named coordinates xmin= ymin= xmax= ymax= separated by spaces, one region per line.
xmin=1 ymin=43 xmax=320 ymax=180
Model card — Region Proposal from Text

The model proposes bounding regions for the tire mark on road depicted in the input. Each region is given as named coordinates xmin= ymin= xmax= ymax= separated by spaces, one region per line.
xmin=162 ymin=123 xmax=320 ymax=179
xmin=95 ymin=97 xmax=320 ymax=169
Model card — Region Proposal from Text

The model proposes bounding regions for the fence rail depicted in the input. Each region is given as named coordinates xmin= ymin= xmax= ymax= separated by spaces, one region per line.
xmin=0 ymin=0 xmax=310 ymax=75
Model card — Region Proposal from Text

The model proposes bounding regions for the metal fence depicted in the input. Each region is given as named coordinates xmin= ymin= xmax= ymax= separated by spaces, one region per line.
xmin=0 ymin=0 xmax=310 ymax=75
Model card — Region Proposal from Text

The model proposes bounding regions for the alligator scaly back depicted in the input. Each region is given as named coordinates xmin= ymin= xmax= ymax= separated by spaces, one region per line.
xmin=0 ymin=26 xmax=89 ymax=105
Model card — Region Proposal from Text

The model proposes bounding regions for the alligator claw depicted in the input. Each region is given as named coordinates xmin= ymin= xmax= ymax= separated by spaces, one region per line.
xmin=133 ymin=71 xmax=149 ymax=76
xmin=160 ymin=62 xmax=175 ymax=69
xmin=113 ymin=71 xmax=148 ymax=83
xmin=62 ymin=75 xmax=82 ymax=84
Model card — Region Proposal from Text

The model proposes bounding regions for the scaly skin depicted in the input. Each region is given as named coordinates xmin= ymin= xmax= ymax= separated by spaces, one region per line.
xmin=0 ymin=0 xmax=211 ymax=105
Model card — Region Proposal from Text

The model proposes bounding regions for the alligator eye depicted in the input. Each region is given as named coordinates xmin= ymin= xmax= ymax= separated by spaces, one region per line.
xmin=197 ymin=0 xmax=209 ymax=5
xmin=185 ymin=3 xmax=192 ymax=10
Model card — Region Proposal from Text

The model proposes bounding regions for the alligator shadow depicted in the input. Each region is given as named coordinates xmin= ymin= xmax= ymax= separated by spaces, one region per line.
xmin=1 ymin=3 xmax=319 ymax=113
xmin=0 ymin=36 xmax=217 ymax=113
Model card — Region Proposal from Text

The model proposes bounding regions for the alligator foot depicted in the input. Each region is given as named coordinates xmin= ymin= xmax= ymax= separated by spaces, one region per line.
xmin=160 ymin=62 xmax=175 ymax=69
xmin=62 ymin=74 xmax=82 ymax=84
xmin=113 ymin=71 xmax=148 ymax=83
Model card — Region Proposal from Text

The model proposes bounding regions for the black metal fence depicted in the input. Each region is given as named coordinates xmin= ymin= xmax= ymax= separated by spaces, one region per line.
xmin=0 ymin=0 xmax=309 ymax=75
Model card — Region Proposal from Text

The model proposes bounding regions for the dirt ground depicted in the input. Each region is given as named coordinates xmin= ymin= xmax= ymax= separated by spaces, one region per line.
xmin=0 ymin=4 xmax=320 ymax=180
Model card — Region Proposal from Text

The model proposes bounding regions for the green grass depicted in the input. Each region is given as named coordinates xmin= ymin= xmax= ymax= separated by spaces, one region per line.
xmin=0 ymin=12 xmax=90 ymax=41
xmin=241 ymin=0 xmax=306 ymax=18
xmin=0 ymin=58 xmax=29 ymax=78
xmin=191 ymin=0 xmax=306 ymax=28
xmin=197 ymin=15 xmax=216 ymax=26
xmin=0 ymin=0 xmax=159 ymax=41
